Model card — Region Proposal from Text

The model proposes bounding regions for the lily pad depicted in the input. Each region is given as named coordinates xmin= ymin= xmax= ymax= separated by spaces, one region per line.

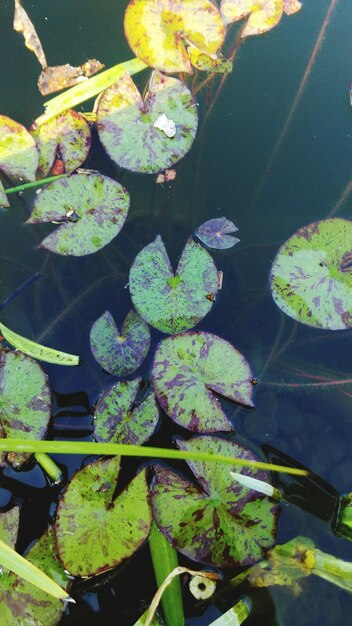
xmin=0 ymin=512 xmax=67 ymax=626
xmin=26 ymin=172 xmax=130 ymax=256
xmin=124 ymin=0 xmax=225 ymax=74
xmin=220 ymin=0 xmax=284 ymax=37
xmin=188 ymin=46 xmax=233 ymax=73
xmin=30 ymin=110 xmax=91 ymax=177
xmin=94 ymin=378 xmax=159 ymax=445
xmin=270 ymin=218 xmax=352 ymax=330
xmin=283 ymin=0 xmax=302 ymax=16
xmin=152 ymin=436 xmax=279 ymax=567
xmin=0 ymin=115 xmax=38 ymax=207
xmin=96 ymin=71 xmax=198 ymax=174
xmin=129 ymin=237 xmax=219 ymax=334
xmin=55 ymin=457 xmax=151 ymax=577
xmin=90 ymin=310 xmax=150 ymax=376
xmin=195 ymin=217 xmax=240 ymax=250
xmin=0 ymin=351 xmax=51 ymax=468
xmin=152 ymin=331 xmax=254 ymax=432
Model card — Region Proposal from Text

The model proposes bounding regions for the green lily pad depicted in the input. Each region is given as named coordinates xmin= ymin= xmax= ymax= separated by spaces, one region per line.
xmin=90 ymin=310 xmax=151 ymax=376
xmin=0 ymin=513 xmax=66 ymax=626
xmin=30 ymin=109 xmax=91 ymax=177
xmin=55 ymin=457 xmax=151 ymax=577
xmin=270 ymin=218 xmax=352 ymax=330
xmin=94 ymin=378 xmax=159 ymax=445
xmin=26 ymin=173 xmax=130 ymax=256
xmin=129 ymin=237 xmax=219 ymax=334
xmin=188 ymin=46 xmax=233 ymax=73
xmin=220 ymin=0 xmax=284 ymax=37
xmin=0 ymin=115 xmax=38 ymax=207
xmin=124 ymin=0 xmax=225 ymax=74
xmin=152 ymin=331 xmax=254 ymax=432
xmin=0 ymin=351 xmax=51 ymax=469
xmin=152 ymin=436 xmax=279 ymax=567
xmin=96 ymin=71 xmax=198 ymax=174
xmin=195 ymin=217 xmax=240 ymax=250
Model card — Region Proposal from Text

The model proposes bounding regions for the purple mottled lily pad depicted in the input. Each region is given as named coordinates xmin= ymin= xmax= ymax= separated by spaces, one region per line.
xmin=26 ymin=173 xmax=130 ymax=256
xmin=270 ymin=218 xmax=352 ymax=330
xmin=96 ymin=70 xmax=198 ymax=174
xmin=0 ymin=351 xmax=51 ymax=469
xmin=129 ymin=236 xmax=219 ymax=334
xmin=0 ymin=507 xmax=20 ymax=550
xmin=90 ymin=310 xmax=150 ymax=376
xmin=152 ymin=436 xmax=279 ymax=567
xmin=152 ymin=331 xmax=254 ymax=432
xmin=0 ymin=115 xmax=38 ymax=207
xmin=0 ymin=521 xmax=68 ymax=626
xmin=195 ymin=217 xmax=240 ymax=250
xmin=30 ymin=109 xmax=91 ymax=176
xmin=55 ymin=458 xmax=151 ymax=577
xmin=94 ymin=378 xmax=159 ymax=445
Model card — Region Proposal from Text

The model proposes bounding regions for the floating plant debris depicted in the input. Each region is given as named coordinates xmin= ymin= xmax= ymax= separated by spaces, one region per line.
xmin=26 ymin=172 xmax=130 ymax=256
xmin=55 ymin=458 xmax=151 ymax=577
xmin=13 ymin=0 xmax=47 ymax=69
xmin=38 ymin=60 xmax=105 ymax=96
xmin=195 ymin=217 xmax=240 ymax=250
xmin=90 ymin=310 xmax=150 ymax=376
xmin=30 ymin=110 xmax=91 ymax=176
xmin=94 ymin=378 xmax=159 ymax=446
xmin=152 ymin=436 xmax=279 ymax=567
xmin=124 ymin=0 xmax=225 ymax=74
xmin=152 ymin=331 xmax=254 ymax=432
xmin=96 ymin=71 xmax=198 ymax=174
xmin=270 ymin=218 xmax=352 ymax=330
xmin=129 ymin=237 xmax=219 ymax=334
xmin=0 ymin=115 xmax=38 ymax=207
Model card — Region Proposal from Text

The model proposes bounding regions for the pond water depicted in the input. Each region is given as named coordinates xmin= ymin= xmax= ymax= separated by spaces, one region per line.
xmin=0 ymin=1 xmax=352 ymax=625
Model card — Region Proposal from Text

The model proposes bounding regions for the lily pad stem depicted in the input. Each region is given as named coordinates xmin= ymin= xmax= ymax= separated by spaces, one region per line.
xmin=5 ymin=174 xmax=67 ymax=195
xmin=35 ymin=453 xmax=62 ymax=484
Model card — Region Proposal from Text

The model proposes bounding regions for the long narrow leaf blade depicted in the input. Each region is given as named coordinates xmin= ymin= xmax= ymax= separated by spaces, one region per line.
xmin=149 ymin=521 xmax=184 ymax=626
xmin=0 ymin=539 xmax=71 ymax=600
xmin=0 ymin=322 xmax=80 ymax=365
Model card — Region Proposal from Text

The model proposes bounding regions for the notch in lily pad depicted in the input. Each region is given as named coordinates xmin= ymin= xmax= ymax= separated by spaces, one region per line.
xmin=94 ymin=378 xmax=159 ymax=446
xmin=124 ymin=0 xmax=225 ymax=74
xmin=195 ymin=217 xmax=240 ymax=250
xmin=152 ymin=331 xmax=254 ymax=432
xmin=129 ymin=236 xmax=220 ymax=334
xmin=30 ymin=109 xmax=91 ymax=177
xmin=152 ymin=436 xmax=279 ymax=567
xmin=270 ymin=218 xmax=352 ymax=330
xmin=55 ymin=457 xmax=151 ymax=577
xmin=96 ymin=71 xmax=198 ymax=174
xmin=0 ymin=115 xmax=38 ymax=207
xmin=90 ymin=310 xmax=150 ymax=376
xmin=220 ymin=0 xmax=298 ymax=38
xmin=26 ymin=172 xmax=130 ymax=256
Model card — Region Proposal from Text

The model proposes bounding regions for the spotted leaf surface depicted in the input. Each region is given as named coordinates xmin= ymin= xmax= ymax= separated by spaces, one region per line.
xmin=26 ymin=173 xmax=130 ymax=256
xmin=55 ymin=458 xmax=151 ymax=577
xmin=30 ymin=110 xmax=91 ymax=176
xmin=0 ymin=115 xmax=38 ymax=207
xmin=0 ymin=351 xmax=50 ymax=468
xmin=0 ymin=528 xmax=67 ymax=626
xmin=195 ymin=217 xmax=240 ymax=249
xmin=270 ymin=219 xmax=352 ymax=330
xmin=90 ymin=310 xmax=150 ymax=376
xmin=124 ymin=0 xmax=225 ymax=74
xmin=0 ymin=507 xmax=20 ymax=551
xmin=94 ymin=378 xmax=159 ymax=445
xmin=152 ymin=331 xmax=254 ymax=432
xmin=152 ymin=436 xmax=279 ymax=567
xmin=129 ymin=237 xmax=219 ymax=334
xmin=96 ymin=71 xmax=198 ymax=174
xmin=220 ymin=0 xmax=284 ymax=37
xmin=188 ymin=46 xmax=233 ymax=73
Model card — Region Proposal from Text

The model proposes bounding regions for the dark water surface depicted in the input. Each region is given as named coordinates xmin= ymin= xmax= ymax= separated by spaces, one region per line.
xmin=0 ymin=1 xmax=352 ymax=624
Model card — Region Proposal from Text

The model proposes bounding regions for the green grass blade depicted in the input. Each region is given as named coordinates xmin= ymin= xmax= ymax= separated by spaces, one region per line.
xmin=0 ymin=439 xmax=308 ymax=476
xmin=149 ymin=522 xmax=184 ymax=626
xmin=0 ymin=539 xmax=70 ymax=600
xmin=5 ymin=175 xmax=67 ymax=195
xmin=208 ymin=596 xmax=252 ymax=625
xmin=0 ymin=322 xmax=80 ymax=366
xmin=35 ymin=57 xmax=147 ymax=126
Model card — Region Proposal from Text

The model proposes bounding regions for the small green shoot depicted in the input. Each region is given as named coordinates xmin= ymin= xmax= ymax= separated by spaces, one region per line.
xmin=0 ymin=322 xmax=80 ymax=365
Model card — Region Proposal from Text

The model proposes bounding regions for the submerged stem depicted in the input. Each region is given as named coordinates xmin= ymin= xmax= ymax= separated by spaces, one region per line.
xmin=35 ymin=453 xmax=62 ymax=484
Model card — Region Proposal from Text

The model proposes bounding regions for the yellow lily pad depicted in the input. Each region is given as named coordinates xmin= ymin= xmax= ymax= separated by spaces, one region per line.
xmin=220 ymin=0 xmax=284 ymax=38
xmin=124 ymin=0 xmax=225 ymax=74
